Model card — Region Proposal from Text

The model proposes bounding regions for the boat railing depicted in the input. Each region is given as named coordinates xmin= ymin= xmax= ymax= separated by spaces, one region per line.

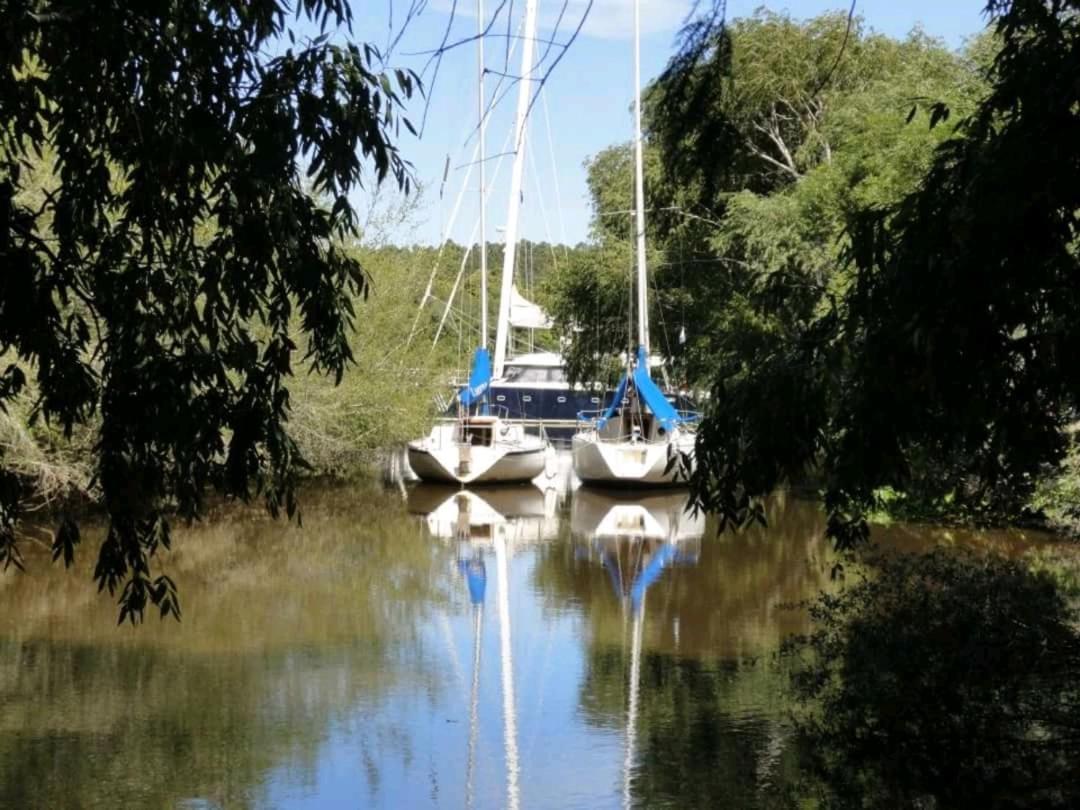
xmin=574 ymin=409 xmax=701 ymax=443
xmin=433 ymin=404 xmax=514 ymax=422
xmin=575 ymin=408 xmax=609 ymax=426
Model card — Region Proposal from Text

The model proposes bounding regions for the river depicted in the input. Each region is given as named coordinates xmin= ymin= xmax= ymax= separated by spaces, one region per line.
xmin=0 ymin=466 xmax=1066 ymax=808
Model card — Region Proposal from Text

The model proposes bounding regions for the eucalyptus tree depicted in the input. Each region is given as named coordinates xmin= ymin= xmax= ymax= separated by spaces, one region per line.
xmin=0 ymin=0 xmax=417 ymax=620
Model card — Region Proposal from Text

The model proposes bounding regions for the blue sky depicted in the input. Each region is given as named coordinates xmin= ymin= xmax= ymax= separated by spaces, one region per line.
xmin=344 ymin=1 xmax=991 ymax=246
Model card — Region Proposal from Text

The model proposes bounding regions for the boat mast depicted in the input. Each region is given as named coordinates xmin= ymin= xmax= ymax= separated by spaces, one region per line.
xmin=492 ymin=0 xmax=539 ymax=380
xmin=632 ymin=0 xmax=650 ymax=357
xmin=478 ymin=0 xmax=489 ymax=347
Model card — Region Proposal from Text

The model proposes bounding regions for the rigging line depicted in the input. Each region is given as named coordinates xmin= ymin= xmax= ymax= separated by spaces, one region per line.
xmin=483 ymin=0 xmax=595 ymax=159
xmin=433 ymin=238 xmax=476 ymax=348
xmin=460 ymin=9 xmax=526 ymax=151
xmin=809 ymin=0 xmax=858 ymax=99
xmin=405 ymin=30 xmax=571 ymax=56
xmin=526 ymin=134 xmax=560 ymax=275
xmin=541 ymin=90 xmax=571 ymax=258
xmin=416 ymin=87 xmax=516 ymax=351
xmin=434 ymin=116 xmax=517 ymax=347
xmin=406 ymin=137 xmax=481 ymax=349
xmin=413 ymin=0 xmax=516 ymax=128
xmin=650 ymin=268 xmax=674 ymax=367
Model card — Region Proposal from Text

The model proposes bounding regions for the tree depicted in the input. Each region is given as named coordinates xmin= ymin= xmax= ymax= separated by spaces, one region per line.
xmin=0 ymin=0 xmax=417 ymax=620
xmin=544 ymin=11 xmax=989 ymax=514
xmin=675 ymin=1 xmax=1080 ymax=543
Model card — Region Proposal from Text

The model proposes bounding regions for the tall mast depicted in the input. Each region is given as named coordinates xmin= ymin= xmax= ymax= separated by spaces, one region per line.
xmin=478 ymin=0 xmax=489 ymax=347
xmin=492 ymin=0 xmax=539 ymax=379
xmin=633 ymin=0 xmax=650 ymax=356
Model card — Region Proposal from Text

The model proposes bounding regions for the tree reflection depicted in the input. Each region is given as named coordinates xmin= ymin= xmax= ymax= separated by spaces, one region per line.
xmin=0 ymin=482 xmax=451 ymax=808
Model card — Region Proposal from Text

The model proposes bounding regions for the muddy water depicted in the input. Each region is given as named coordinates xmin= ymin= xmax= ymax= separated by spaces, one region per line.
xmin=0 ymin=473 xmax=1066 ymax=809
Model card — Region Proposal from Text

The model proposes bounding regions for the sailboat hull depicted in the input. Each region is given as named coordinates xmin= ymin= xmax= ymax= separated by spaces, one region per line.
xmin=407 ymin=419 xmax=548 ymax=485
xmin=571 ymin=430 xmax=695 ymax=487
xmin=407 ymin=443 xmax=547 ymax=485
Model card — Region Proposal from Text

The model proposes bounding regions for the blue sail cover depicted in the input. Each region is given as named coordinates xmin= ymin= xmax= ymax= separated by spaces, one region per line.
xmin=597 ymin=346 xmax=684 ymax=432
xmin=458 ymin=347 xmax=491 ymax=411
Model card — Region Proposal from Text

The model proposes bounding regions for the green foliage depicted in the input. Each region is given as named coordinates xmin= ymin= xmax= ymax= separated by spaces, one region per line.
xmin=790 ymin=551 xmax=1080 ymax=808
xmin=809 ymin=0 xmax=1080 ymax=543
xmin=1029 ymin=432 xmax=1080 ymax=537
xmin=286 ymin=242 xmax=457 ymax=472
xmin=0 ymin=1 xmax=418 ymax=620
xmin=604 ymin=1 xmax=1080 ymax=544
xmin=545 ymin=9 xmax=1005 ymax=541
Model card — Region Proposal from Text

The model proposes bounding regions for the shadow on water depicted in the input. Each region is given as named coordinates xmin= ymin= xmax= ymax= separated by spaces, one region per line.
xmin=0 ymin=471 xmax=1072 ymax=808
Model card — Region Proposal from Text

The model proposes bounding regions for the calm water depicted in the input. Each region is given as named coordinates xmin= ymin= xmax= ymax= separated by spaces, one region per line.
xmin=0 ymin=467 xmax=1063 ymax=809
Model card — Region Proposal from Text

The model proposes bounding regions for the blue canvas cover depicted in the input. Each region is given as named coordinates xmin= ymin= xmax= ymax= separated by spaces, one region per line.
xmin=458 ymin=347 xmax=491 ymax=411
xmin=597 ymin=346 xmax=683 ymax=432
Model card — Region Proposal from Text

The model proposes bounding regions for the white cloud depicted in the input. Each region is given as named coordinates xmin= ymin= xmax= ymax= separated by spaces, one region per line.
xmin=562 ymin=0 xmax=694 ymax=40
xmin=428 ymin=0 xmax=694 ymax=41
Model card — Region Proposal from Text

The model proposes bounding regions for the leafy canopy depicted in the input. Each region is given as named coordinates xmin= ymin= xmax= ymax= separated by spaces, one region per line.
xmin=0 ymin=0 xmax=417 ymax=621
xmin=641 ymin=1 xmax=1079 ymax=542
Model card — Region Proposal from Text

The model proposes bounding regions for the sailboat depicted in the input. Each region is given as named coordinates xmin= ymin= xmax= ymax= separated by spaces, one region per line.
xmin=407 ymin=0 xmax=548 ymax=485
xmin=571 ymin=0 xmax=699 ymax=486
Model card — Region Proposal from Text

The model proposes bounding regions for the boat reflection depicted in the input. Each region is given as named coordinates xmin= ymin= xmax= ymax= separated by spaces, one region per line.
xmin=408 ymin=483 xmax=560 ymax=546
xmin=571 ymin=488 xmax=703 ymax=610
xmin=570 ymin=487 xmax=705 ymax=809
xmin=408 ymin=482 xmax=558 ymax=810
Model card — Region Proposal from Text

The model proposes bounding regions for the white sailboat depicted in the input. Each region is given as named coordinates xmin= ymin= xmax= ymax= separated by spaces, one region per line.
xmin=408 ymin=0 xmax=548 ymax=485
xmin=570 ymin=0 xmax=699 ymax=487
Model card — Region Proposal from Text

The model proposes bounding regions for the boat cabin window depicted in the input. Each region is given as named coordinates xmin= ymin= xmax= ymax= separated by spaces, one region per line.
xmin=459 ymin=422 xmax=494 ymax=446
xmin=503 ymin=365 xmax=549 ymax=383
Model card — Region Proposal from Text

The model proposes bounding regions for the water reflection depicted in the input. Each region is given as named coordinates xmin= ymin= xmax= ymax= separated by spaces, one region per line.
xmin=0 ymin=472 xmax=1063 ymax=808
xmin=0 ymin=483 xmax=453 ymax=809
xmin=408 ymin=482 xmax=564 ymax=810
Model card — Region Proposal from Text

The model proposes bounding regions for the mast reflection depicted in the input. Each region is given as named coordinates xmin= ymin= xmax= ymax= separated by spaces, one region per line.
xmin=408 ymin=483 xmax=562 ymax=810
